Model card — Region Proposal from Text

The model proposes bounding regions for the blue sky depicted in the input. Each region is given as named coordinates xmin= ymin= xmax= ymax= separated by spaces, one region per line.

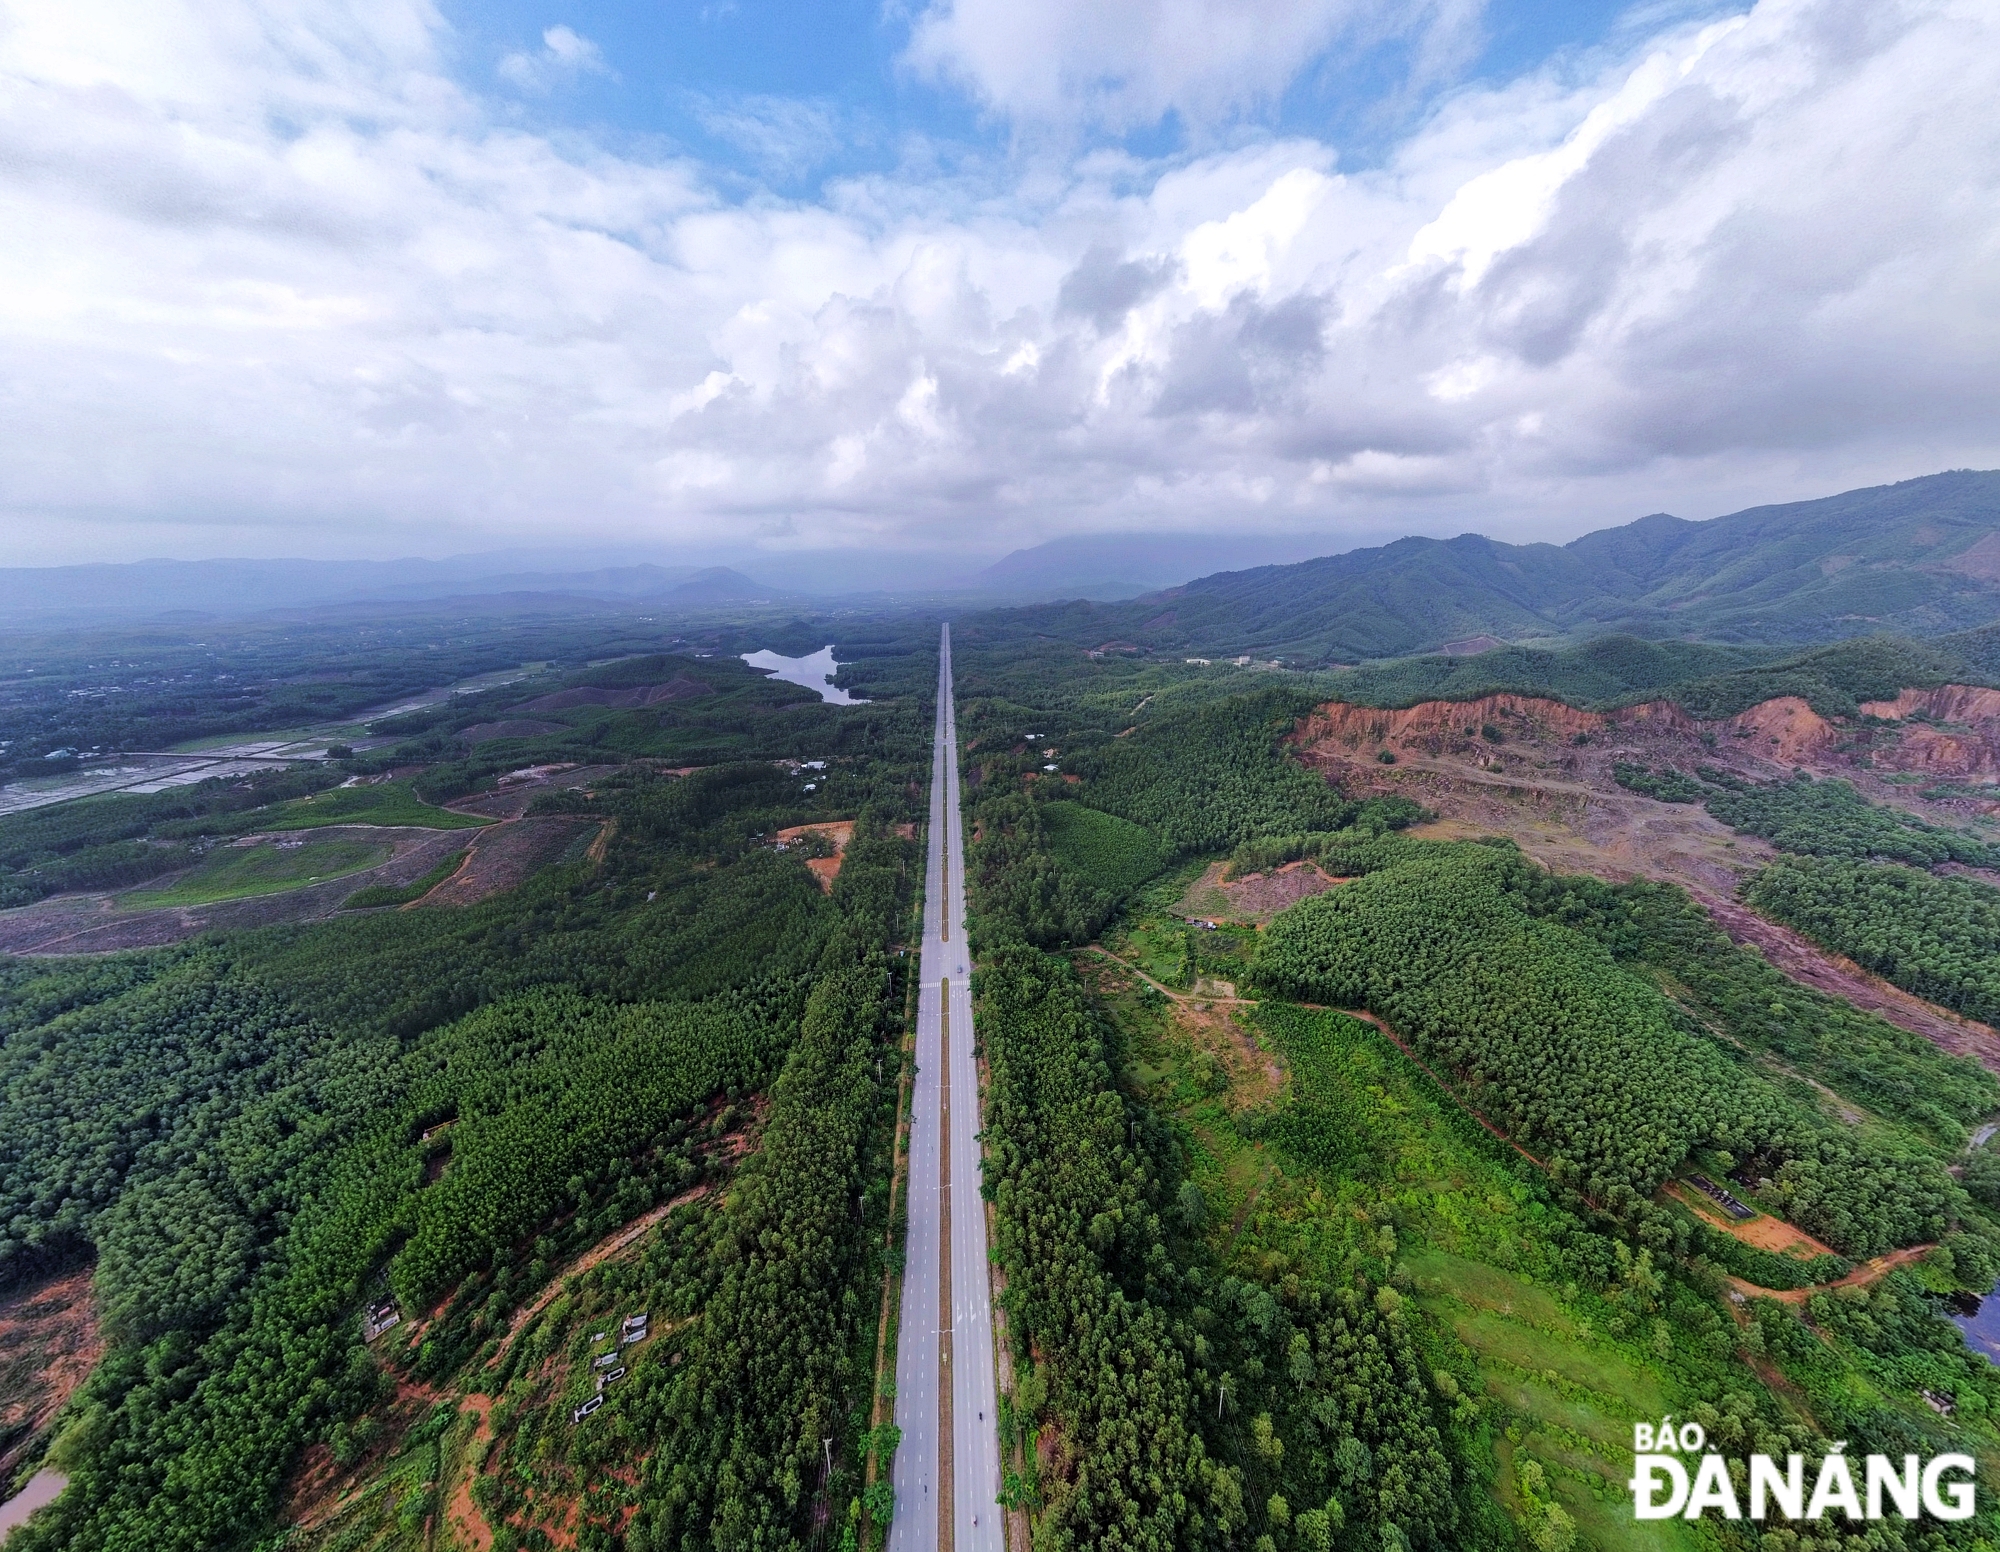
xmin=446 ymin=0 xmax=1655 ymax=197
xmin=1 ymin=0 xmax=1995 ymax=575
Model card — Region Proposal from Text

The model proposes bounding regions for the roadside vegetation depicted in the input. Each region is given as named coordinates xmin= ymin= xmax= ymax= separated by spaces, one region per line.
xmin=12 ymin=600 xmax=2000 ymax=1552
xmin=954 ymin=639 xmax=2000 ymax=1551
xmin=0 ymin=635 xmax=929 ymax=1552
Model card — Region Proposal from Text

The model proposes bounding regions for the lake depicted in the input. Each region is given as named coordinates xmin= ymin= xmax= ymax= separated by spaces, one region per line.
xmin=741 ymin=646 xmax=867 ymax=705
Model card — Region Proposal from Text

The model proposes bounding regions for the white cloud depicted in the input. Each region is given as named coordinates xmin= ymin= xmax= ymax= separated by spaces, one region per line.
xmin=903 ymin=0 xmax=1482 ymax=131
xmin=1 ymin=0 xmax=1997 ymax=568
xmin=497 ymin=24 xmax=610 ymax=93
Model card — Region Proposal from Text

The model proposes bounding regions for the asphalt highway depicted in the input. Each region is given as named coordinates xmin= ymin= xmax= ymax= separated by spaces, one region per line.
xmin=889 ymin=625 xmax=1004 ymax=1552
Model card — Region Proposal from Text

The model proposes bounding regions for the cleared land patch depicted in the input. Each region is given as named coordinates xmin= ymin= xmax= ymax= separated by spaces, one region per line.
xmin=122 ymin=833 xmax=394 ymax=907
xmin=773 ymin=818 xmax=854 ymax=891
xmin=1175 ymin=857 xmax=1341 ymax=922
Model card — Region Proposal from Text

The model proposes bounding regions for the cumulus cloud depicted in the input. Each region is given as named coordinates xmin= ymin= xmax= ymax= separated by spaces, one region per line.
xmin=0 ymin=0 xmax=1996 ymax=567
xmin=903 ymin=0 xmax=1484 ymax=131
xmin=497 ymin=24 xmax=610 ymax=93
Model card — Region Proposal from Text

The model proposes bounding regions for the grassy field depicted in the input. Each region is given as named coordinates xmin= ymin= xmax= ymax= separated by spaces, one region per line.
xmin=1039 ymin=799 xmax=1164 ymax=893
xmin=123 ymin=835 xmax=394 ymax=907
xmin=1083 ymin=955 xmax=1772 ymax=1551
xmin=341 ymin=850 xmax=468 ymax=910
xmin=261 ymin=780 xmax=490 ymax=832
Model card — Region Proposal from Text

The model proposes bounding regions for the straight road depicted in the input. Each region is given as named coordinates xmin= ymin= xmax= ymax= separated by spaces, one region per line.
xmin=890 ymin=625 xmax=1003 ymax=1552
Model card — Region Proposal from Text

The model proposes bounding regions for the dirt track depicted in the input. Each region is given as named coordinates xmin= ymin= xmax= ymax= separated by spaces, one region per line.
xmin=1730 ymin=1245 xmax=1937 ymax=1306
xmin=1690 ymin=889 xmax=2000 ymax=1070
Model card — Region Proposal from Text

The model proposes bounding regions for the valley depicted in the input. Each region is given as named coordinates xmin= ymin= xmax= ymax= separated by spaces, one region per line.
xmin=11 ymin=483 xmax=2000 ymax=1550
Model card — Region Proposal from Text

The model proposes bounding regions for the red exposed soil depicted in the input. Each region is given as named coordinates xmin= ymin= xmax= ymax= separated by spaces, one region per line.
xmin=1664 ymin=1182 xmax=1833 ymax=1259
xmin=1288 ymin=685 xmax=2000 ymax=1067
xmin=285 ymin=1369 xmax=454 ymax=1530
xmin=444 ymin=1394 xmax=497 ymax=1552
xmin=1729 ymin=1245 xmax=1937 ymax=1306
xmin=0 ymin=1268 xmax=101 ymax=1480
xmin=774 ymin=820 xmax=854 ymax=892
xmin=1856 ymin=685 xmax=2000 ymax=782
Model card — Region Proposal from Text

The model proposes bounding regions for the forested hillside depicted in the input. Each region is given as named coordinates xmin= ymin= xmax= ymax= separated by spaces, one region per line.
xmin=1254 ymin=845 xmax=1970 ymax=1257
xmin=13 ymin=594 xmax=2000 ymax=1552
xmin=0 ymin=657 xmax=927 ymax=1551
xmin=949 ymin=634 xmax=2000 ymax=1551
xmin=999 ymin=469 xmax=2000 ymax=663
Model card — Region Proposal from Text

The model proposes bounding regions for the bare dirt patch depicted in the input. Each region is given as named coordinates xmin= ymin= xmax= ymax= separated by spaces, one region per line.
xmin=774 ymin=820 xmax=855 ymax=892
xmin=1175 ymin=860 xmax=1346 ymax=923
xmin=1184 ymin=859 xmax=1343 ymax=923
xmin=421 ymin=817 xmax=597 ymax=907
xmin=445 ymin=764 xmax=620 ymax=821
xmin=1664 ymin=1183 xmax=1832 ymax=1259
xmin=0 ymin=1268 xmax=100 ymax=1481
xmin=1290 ymin=689 xmax=2000 ymax=1066
xmin=1692 ymin=890 xmax=2000 ymax=1070
xmin=443 ymin=1394 xmax=497 ymax=1552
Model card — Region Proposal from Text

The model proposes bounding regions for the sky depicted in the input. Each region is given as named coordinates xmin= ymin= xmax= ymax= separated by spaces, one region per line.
xmin=1 ymin=0 xmax=1996 ymax=580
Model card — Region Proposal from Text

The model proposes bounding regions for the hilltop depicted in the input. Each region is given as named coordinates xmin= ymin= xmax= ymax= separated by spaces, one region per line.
xmin=1004 ymin=468 xmax=2000 ymax=663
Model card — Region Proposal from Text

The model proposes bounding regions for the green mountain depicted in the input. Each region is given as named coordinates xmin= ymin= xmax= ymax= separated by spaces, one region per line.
xmin=1318 ymin=624 xmax=2000 ymax=717
xmin=1022 ymin=469 xmax=2000 ymax=663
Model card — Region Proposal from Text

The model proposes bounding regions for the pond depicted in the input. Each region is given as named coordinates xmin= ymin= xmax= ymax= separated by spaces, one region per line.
xmin=741 ymin=646 xmax=867 ymax=705
xmin=1948 ymin=1290 xmax=2000 ymax=1366
xmin=0 ymin=1471 xmax=66 ymax=1542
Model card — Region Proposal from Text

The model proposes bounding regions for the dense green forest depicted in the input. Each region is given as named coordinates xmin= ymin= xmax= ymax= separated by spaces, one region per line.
xmin=980 ymin=947 xmax=1467 ymax=1552
xmin=1746 ymin=856 xmax=2000 ymax=1027
xmin=1253 ymin=845 xmax=1971 ymax=1258
xmin=0 ymin=633 xmax=927 ymax=1552
xmin=14 ymin=589 xmax=2000 ymax=1552
xmin=1319 ymin=625 xmax=2000 ymax=720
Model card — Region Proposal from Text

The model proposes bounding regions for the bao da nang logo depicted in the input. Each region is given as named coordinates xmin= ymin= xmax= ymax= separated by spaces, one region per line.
xmin=1629 ymin=1418 xmax=1975 ymax=1522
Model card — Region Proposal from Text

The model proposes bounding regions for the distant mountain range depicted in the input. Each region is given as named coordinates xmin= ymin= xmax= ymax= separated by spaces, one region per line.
xmin=1010 ymin=469 xmax=2000 ymax=664
xmin=11 ymin=469 xmax=2000 ymax=648
xmin=973 ymin=532 xmax=1338 ymax=600
xmin=0 ymin=556 xmax=790 ymax=626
